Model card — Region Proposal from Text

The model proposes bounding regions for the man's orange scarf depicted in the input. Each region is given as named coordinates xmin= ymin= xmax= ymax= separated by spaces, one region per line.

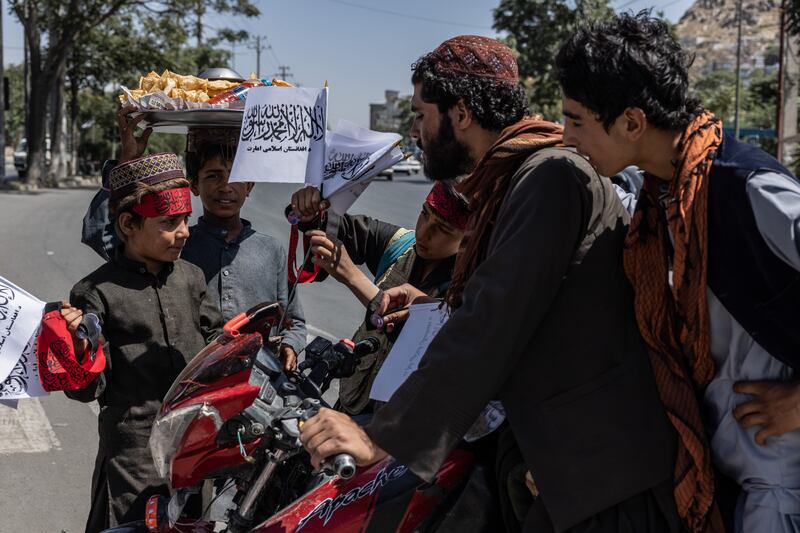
xmin=447 ymin=117 xmax=563 ymax=308
xmin=624 ymin=111 xmax=724 ymax=533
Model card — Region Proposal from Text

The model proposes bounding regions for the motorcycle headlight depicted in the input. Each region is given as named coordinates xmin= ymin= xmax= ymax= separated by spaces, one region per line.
xmin=149 ymin=403 xmax=217 ymax=481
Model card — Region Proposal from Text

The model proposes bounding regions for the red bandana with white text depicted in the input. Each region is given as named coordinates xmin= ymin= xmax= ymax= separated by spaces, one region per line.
xmin=132 ymin=187 xmax=193 ymax=218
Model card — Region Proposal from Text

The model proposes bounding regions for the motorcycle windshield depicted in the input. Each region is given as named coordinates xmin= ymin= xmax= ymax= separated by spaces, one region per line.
xmin=161 ymin=332 xmax=263 ymax=410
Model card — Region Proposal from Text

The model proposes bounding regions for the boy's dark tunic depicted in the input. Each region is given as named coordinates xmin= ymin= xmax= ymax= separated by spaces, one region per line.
xmin=67 ymin=251 xmax=222 ymax=532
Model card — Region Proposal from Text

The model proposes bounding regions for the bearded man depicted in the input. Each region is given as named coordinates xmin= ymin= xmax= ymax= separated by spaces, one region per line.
xmin=301 ymin=35 xmax=680 ymax=533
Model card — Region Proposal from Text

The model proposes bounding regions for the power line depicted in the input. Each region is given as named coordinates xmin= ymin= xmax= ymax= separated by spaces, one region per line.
xmin=248 ymin=35 xmax=268 ymax=78
xmin=274 ymin=65 xmax=292 ymax=81
xmin=653 ymin=0 xmax=686 ymax=10
xmin=616 ymin=0 xmax=648 ymax=10
xmin=265 ymin=37 xmax=282 ymax=69
xmin=325 ymin=0 xmax=493 ymax=30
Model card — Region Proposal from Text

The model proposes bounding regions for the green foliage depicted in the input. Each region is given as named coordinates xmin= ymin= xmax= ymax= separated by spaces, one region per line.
xmin=75 ymin=90 xmax=118 ymax=164
xmin=9 ymin=0 xmax=259 ymax=179
xmin=791 ymin=145 xmax=800 ymax=177
xmin=4 ymin=64 xmax=26 ymax=145
xmin=396 ymin=97 xmax=415 ymax=149
xmin=146 ymin=133 xmax=188 ymax=158
xmin=694 ymin=69 xmax=778 ymax=128
xmin=695 ymin=68 xmax=780 ymax=154
xmin=764 ymin=45 xmax=780 ymax=67
xmin=492 ymin=0 xmax=613 ymax=119
xmin=743 ymin=70 xmax=779 ymax=154
xmin=788 ymin=0 xmax=800 ymax=36
xmin=694 ymin=69 xmax=737 ymax=123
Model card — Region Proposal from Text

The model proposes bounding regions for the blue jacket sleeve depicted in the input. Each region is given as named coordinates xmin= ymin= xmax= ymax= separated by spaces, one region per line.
xmin=81 ymin=160 xmax=119 ymax=261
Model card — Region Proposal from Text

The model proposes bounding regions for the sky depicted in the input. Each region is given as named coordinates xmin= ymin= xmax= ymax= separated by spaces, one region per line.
xmin=0 ymin=0 xmax=695 ymax=128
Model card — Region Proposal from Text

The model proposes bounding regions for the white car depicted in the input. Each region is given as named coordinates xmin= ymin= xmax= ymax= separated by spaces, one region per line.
xmin=392 ymin=157 xmax=422 ymax=174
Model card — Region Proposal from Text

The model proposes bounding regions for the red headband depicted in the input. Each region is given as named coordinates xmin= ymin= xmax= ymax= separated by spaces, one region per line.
xmin=132 ymin=187 xmax=193 ymax=218
xmin=426 ymin=182 xmax=469 ymax=230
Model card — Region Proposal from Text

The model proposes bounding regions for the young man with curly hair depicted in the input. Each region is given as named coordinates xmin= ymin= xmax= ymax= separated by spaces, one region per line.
xmin=300 ymin=35 xmax=681 ymax=533
xmin=555 ymin=12 xmax=800 ymax=533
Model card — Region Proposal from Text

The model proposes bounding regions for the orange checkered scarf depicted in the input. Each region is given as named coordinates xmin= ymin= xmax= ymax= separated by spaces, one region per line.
xmin=447 ymin=117 xmax=563 ymax=308
xmin=624 ymin=111 xmax=724 ymax=533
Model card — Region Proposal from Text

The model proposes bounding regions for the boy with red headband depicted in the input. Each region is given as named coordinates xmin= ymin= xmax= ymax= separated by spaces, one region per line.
xmin=81 ymin=107 xmax=307 ymax=371
xmin=290 ymin=180 xmax=468 ymax=415
xmin=61 ymin=152 xmax=223 ymax=532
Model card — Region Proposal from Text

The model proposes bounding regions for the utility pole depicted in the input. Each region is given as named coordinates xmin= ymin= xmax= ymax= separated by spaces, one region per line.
xmin=777 ymin=0 xmax=786 ymax=161
xmin=249 ymin=36 xmax=267 ymax=79
xmin=195 ymin=0 xmax=204 ymax=48
xmin=0 ymin=1 xmax=5 ymax=180
xmin=276 ymin=65 xmax=292 ymax=81
xmin=783 ymin=30 xmax=800 ymax=167
xmin=733 ymin=0 xmax=743 ymax=139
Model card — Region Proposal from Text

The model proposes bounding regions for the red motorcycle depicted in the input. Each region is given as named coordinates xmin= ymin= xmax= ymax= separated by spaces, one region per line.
xmin=102 ymin=302 xmax=500 ymax=533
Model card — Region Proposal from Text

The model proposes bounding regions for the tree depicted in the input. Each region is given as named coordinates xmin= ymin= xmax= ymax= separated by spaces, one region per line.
xmin=3 ymin=64 xmax=25 ymax=148
xmin=64 ymin=1 xmax=259 ymax=178
xmin=743 ymin=70 xmax=779 ymax=154
xmin=764 ymin=44 xmax=780 ymax=67
xmin=9 ymin=1 xmax=134 ymax=186
xmin=694 ymin=68 xmax=782 ymax=154
xmin=9 ymin=0 xmax=259 ymax=185
xmin=493 ymin=0 xmax=612 ymax=119
xmin=396 ymin=97 xmax=415 ymax=149
xmin=788 ymin=0 xmax=800 ymax=36
xmin=695 ymin=69 xmax=737 ymax=123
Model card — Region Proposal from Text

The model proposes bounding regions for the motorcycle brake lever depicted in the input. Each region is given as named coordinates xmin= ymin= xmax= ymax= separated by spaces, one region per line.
xmin=272 ymin=398 xmax=321 ymax=422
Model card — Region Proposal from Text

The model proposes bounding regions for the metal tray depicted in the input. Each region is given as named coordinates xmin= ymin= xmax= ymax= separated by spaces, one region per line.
xmin=133 ymin=108 xmax=244 ymax=134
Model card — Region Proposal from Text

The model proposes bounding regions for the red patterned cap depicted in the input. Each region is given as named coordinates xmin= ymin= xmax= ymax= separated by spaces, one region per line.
xmin=430 ymin=35 xmax=518 ymax=82
xmin=109 ymin=152 xmax=185 ymax=200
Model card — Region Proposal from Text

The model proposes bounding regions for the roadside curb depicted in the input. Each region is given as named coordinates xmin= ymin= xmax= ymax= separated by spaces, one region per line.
xmin=0 ymin=175 xmax=101 ymax=192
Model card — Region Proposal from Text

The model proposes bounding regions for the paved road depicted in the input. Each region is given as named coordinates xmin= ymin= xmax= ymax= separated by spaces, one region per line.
xmin=0 ymin=171 xmax=431 ymax=532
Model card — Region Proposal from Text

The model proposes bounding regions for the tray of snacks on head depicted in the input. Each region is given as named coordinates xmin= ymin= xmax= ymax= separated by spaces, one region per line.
xmin=119 ymin=69 xmax=294 ymax=133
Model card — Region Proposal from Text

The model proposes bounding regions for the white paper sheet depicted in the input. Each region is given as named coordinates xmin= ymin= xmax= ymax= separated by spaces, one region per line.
xmin=0 ymin=276 xmax=46 ymax=398
xmin=229 ymin=86 xmax=328 ymax=184
xmin=369 ymin=302 xmax=449 ymax=402
xmin=320 ymin=120 xmax=404 ymax=214
xmin=327 ymin=181 xmax=370 ymax=216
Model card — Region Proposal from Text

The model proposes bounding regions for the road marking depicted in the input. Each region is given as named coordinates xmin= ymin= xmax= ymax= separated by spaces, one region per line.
xmin=0 ymin=398 xmax=61 ymax=454
xmin=306 ymin=324 xmax=340 ymax=341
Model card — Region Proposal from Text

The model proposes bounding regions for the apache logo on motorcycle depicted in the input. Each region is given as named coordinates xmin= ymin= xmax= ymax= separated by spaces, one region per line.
xmin=297 ymin=464 xmax=408 ymax=530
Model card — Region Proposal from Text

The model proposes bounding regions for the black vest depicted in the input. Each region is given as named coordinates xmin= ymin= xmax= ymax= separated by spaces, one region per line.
xmin=707 ymin=134 xmax=800 ymax=370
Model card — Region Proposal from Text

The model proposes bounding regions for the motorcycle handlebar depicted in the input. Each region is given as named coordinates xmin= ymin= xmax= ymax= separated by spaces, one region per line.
xmin=352 ymin=337 xmax=380 ymax=358
xmin=321 ymin=453 xmax=357 ymax=479
xmin=297 ymin=336 xmax=380 ymax=374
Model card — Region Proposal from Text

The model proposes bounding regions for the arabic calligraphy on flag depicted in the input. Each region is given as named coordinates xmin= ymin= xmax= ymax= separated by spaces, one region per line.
xmin=0 ymin=276 xmax=47 ymax=399
xmin=230 ymin=86 xmax=328 ymax=184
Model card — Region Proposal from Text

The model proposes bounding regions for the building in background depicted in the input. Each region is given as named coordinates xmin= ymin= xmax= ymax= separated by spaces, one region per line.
xmin=370 ymin=90 xmax=408 ymax=132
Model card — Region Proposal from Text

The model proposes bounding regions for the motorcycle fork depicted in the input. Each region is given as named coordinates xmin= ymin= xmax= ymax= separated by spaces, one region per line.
xmin=228 ymin=449 xmax=287 ymax=533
